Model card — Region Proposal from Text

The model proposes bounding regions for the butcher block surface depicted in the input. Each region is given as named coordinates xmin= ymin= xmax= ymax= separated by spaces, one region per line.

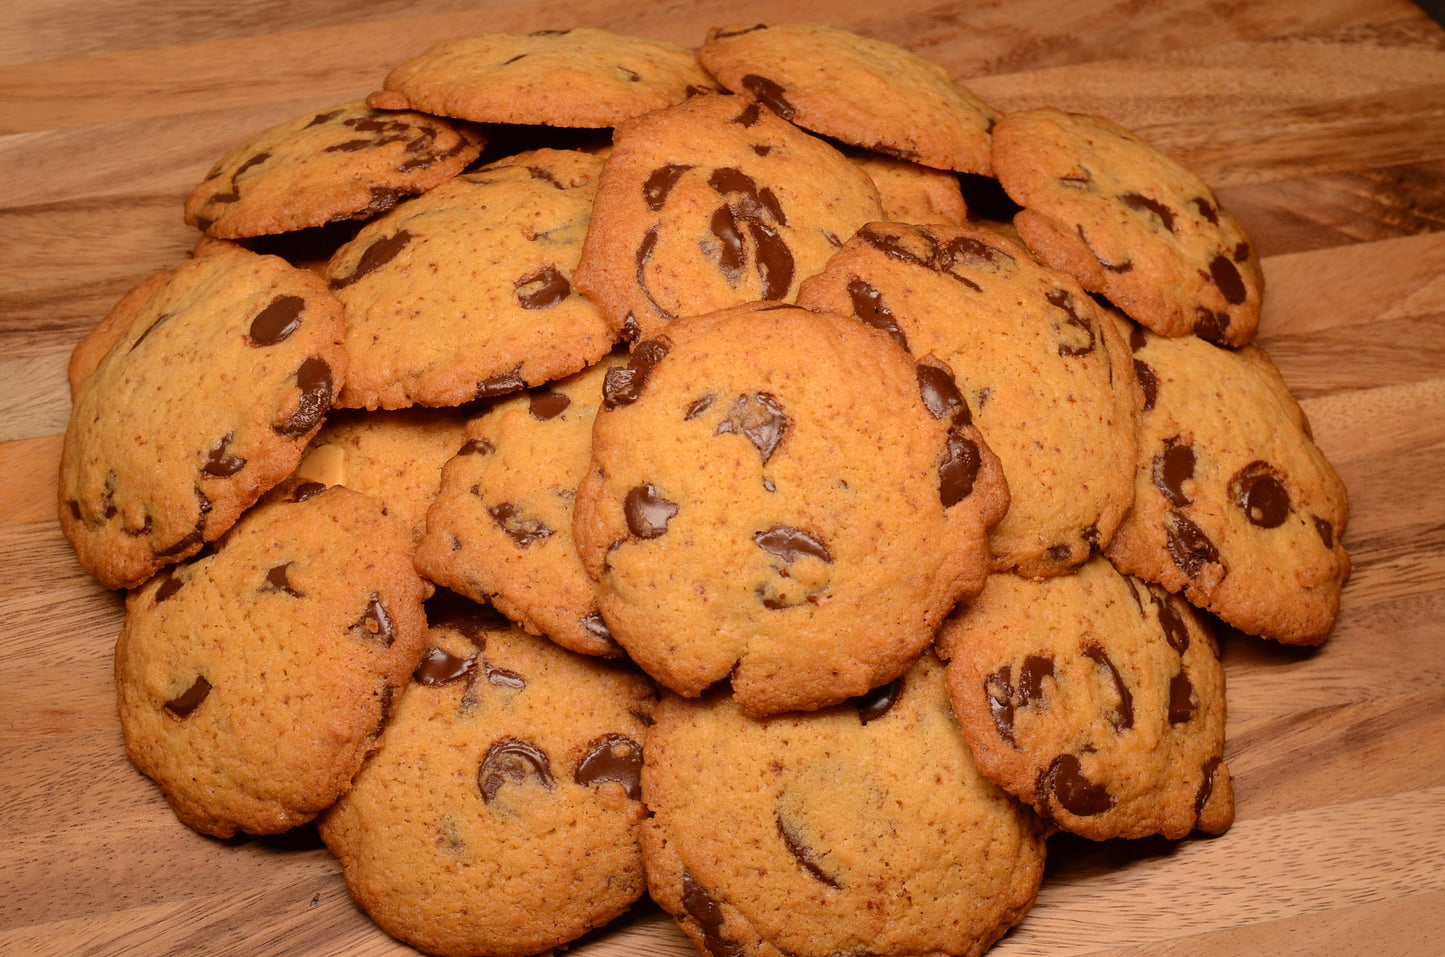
xmin=2 ymin=1 xmax=1444 ymax=955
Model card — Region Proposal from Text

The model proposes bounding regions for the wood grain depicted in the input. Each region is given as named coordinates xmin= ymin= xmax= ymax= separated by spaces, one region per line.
xmin=2 ymin=2 xmax=1443 ymax=956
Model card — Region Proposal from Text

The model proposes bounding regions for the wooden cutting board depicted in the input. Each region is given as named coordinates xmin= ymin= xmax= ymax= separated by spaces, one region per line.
xmin=3 ymin=1 xmax=1444 ymax=955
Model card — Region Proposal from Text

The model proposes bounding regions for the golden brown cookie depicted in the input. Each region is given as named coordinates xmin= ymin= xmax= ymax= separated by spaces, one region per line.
xmin=573 ymin=92 xmax=885 ymax=342
xmin=368 ymin=28 xmax=718 ymax=128
xmin=572 ymin=302 xmax=1008 ymax=716
xmin=797 ymin=221 xmax=1140 ymax=577
xmin=938 ymin=556 xmax=1234 ymax=840
xmin=323 ymin=147 xmax=615 ymax=409
xmin=184 ymin=99 xmax=483 ymax=239
xmin=641 ymin=650 xmax=1046 ymax=957
xmin=59 ymin=243 xmax=347 ymax=590
xmin=1105 ymin=327 xmax=1350 ymax=645
xmin=992 ymin=107 xmax=1263 ymax=346
xmin=698 ymin=22 xmax=999 ymax=174
xmin=414 ymin=353 xmax=627 ymax=657
xmin=114 ymin=485 xmax=429 ymax=838
xmin=319 ymin=595 xmax=657 ymax=957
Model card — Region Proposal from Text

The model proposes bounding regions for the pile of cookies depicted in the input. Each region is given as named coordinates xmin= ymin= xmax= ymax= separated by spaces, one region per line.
xmin=58 ymin=22 xmax=1352 ymax=957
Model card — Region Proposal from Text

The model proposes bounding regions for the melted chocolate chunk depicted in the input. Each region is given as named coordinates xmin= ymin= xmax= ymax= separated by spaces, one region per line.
xmin=475 ymin=366 xmax=526 ymax=400
xmin=249 ymin=295 xmax=305 ymax=346
xmin=153 ymin=570 xmax=184 ymax=604
xmin=1120 ymin=192 xmax=1176 ymax=232
xmin=603 ymin=338 xmax=671 ymax=409
xmin=1166 ymin=511 xmax=1224 ymax=579
xmin=1232 ymin=461 xmax=1290 ymax=528
xmin=574 ymin=733 xmax=644 ymax=799
xmin=916 ymin=364 xmax=971 ymax=425
xmin=681 ymin=872 xmax=743 ymax=957
xmin=704 ymin=167 xmax=794 ymax=298
xmin=488 ymin=502 xmax=553 ymax=547
xmin=938 ymin=433 xmax=982 ymax=508
xmin=740 ymin=73 xmax=796 ymax=118
xmin=164 ymin=675 xmax=212 ymax=719
xmin=754 ymin=526 xmax=832 ymax=564
xmin=580 ymin=611 xmax=616 ymax=646
xmin=854 ymin=676 xmax=903 ymax=724
xmin=1083 ymin=644 xmax=1134 ymax=733
xmin=329 ymin=229 xmax=413 ymax=289
xmin=1040 ymin=753 xmax=1114 ymax=817
xmin=203 ymin=433 xmax=246 ymax=477
xmin=847 ymin=278 xmax=910 ymax=349
xmin=1134 ymin=359 xmax=1160 ymax=411
xmin=624 ymin=484 xmax=678 ymax=539
xmin=274 ymin=358 xmax=333 ymax=437
xmin=350 ymin=593 xmax=395 ymax=645
xmin=1169 ymin=669 xmax=1196 ymax=724
xmin=1209 ymin=253 xmax=1248 ymax=305
xmin=716 ymin=392 xmax=789 ymax=462
xmin=1191 ymin=196 xmax=1220 ymax=225
xmin=528 ymin=390 xmax=570 ymax=420
xmin=130 ymin=310 xmax=175 ymax=352
xmin=1196 ymin=755 xmax=1223 ymax=820
xmin=484 ymin=660 xmax=526 ymax=689
xmin=260 ymin=562 xmax=302 ymax=598
xmin=1153 ymin=591 xmax=1192 ymax=654
xmin=289 ymin=480 xmax=327 ymax=502
xmin=685 ymin=394 xmax=715 ymax=420
xmin=1046 ymin=288 xmax=1097 ymax=357
xmin=1194 ymin=307 xmax=1231 ymax=344
xmin=459 ymin=437 xmax=495 ymax=456
xmin=414 ymin=645 xmax=477 ymax=685
xmin=985 ymin=656 xmax=1054 ymax=748
xmin=1153 ymin=438 xmax=1196 ymax=507
xmin=1314 ymin=516 xmax=1336 ymax=549
xmin=644 ymin=163 xmax=694 ymax=210
xmin=478 ymin=737 xmax=554 ymax=803
xmin=514 ymin=264 xmax=571 ymax=309
xmin=776 ymin=813 xmax=841 ymax=888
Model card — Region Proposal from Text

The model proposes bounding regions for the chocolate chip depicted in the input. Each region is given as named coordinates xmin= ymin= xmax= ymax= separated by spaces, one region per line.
xmin=705 ymin=168 xmax=793 ymax=299
xmin=164 ymin=675 xmax=212 ymax=719
xmin=624 ymin=483 xmax=678 ymax=538
xmin=740 ymin=74 xmax=796 ymax=118
xmin=273 ymin=357 xmax=333 ymax=437
xmin=732 ymin=101 xmax=764 ymax=128
xmin=1314 ymin=516 xmax=1336 ymax=549
xmin=574 ymin=733 xmax=644 ymax=799
xmin=260 ymin=562 xmax=302 ymax=598
xmin=1120 ymin=192 xmax=1176 ymax=232
xmin=203 ymin=433 xmax=246 ymax=477
xmin=1191 ymin=196 xmax=1220 ymax=225
xmin=1134 ymin=359 xmax=1160 ymax=411
xmin=1232 ymin=460 xmax=1290 ymax=528
xmin=716 ymin=392 xmax=789 ymax=462
xmin=528 ymin=390 xmax=571 ymax=420
xmin=459 ymin=437 xmax=495 ymax=456
xmin=1040 ymin=753 xmax=1114 ymax=817
xmin=1152 ymin=591 xmax=1192 ymax=654
xmin=515 ymin=264 xmax=571 ymax=309
xmin=1195 ymin=755 xmax=1223 ymax=820
xmin=644 ymin=164 xmax=694 ymax=210
xmin=475 ymin=366 xmax=526 ymax=400
xmin=1047 ymin=288 xmax=1096 ymax=357
xmin=289 ymin=481 xmax=327 ymax=502
xmin=1083 ymin=644 xmax=1134 ymax=733
xmin=684 ymin=394 xmax=715 ymax=420
xmin=754 ymin=526 xmax=832 ymax=564
xmin=478 ymin=737 xmax=554 ymax=803
xmin=414 ymin=646 xmax=477 ymax=685
xmin=776 ymin=813 xmax=840 ymax=888
xmin=129 ymin=310 xmax=175 ymax=352
xmin=938 ymin=433 xmax=982 ymax=508
xmin=853 ymin=676 xmax=904 ymax=724
xmin=1209 ymin=253 xmax=1248 ymax=304
xmin=1165 ymin=511 xmax=1224 ymax=579
xmin=848 ymin=278 xmax=909 ymax=350
xmin=603 ymin=338 xmax=671 ymax=409
xmin=681 ymin=872 xmax=742 ymax=957
xmin=152 ymin=569 xmax=184 ymax=604
xmin=1169 ymin=670 xmax=1196 ymax=724
xmin=349 ymin=593 xmax=395 ymax=646
xmin=1152 ymin=438 xmax=1196 ymax=507
xmin=329 ymin=229 xmax=413 ymax=289
xmin=916 ymin=363 xmax=971 ymax=425
xmin=247 ymin=295 xmax=306 ymax=347
xmin=488 ymin=502 xmax=553 ymax=547
xmin=1194 ymin=307 xmax=1231 ymax=344
xmin=986 ymin=656 xmax=1054 ymax=748
xmin=580 ymin=611 xmax=616 ymax=646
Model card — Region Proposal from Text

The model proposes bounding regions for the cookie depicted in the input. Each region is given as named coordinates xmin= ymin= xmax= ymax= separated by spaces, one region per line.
xmin=322 ymin=147 xmax=615 ymax=409
xmin=318 ymin=594 xmax=657 ymax=957
xmin=183 ymin=99 xmax=484 ymax=239
xmin=366 ymin=28 xmax=718 ymax=128
xmin=573 ymin=91 xmax=885 ymax=342
xmin=571 ymin=302 xmax=1008 ymax=716
xmin=114 ymin=484 xmax=429 ymax=838
xmin=278 ymin=405 xmax=470 ymax=548
xmin=991 ymin=107 xmax=1263 ymax=346
xmin=59 ymin=243 xmax=347 ymax=590
xmin=849 ymin=150 xmax=969 ymax=226
xmin=640 ymin=649 xmax=1047 ymax=957
xmin=797 ymin=221 xmax=1140 ymax=577
xmin=937 ymin=556 xmax=1234 ymax=840
xmin=414 ymin=353 xmax=626 ymax=657
xmin=1104 ymin=327 xmax=1350 ymax=645
xmin=697 ymin=22 xmax=1000 ymax=175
